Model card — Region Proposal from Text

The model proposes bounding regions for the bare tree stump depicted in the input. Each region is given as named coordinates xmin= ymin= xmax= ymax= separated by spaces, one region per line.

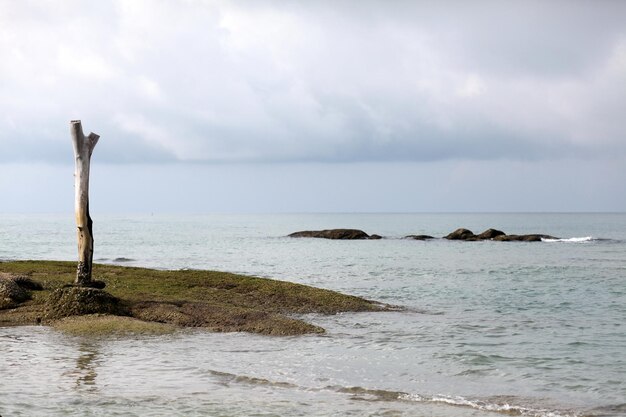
xmin=70 ymin=120 xmax=100 ymax=286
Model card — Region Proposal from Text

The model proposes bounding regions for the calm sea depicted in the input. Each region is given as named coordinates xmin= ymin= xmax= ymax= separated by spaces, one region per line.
xmin=1 ymin=213 xmax=625 ymax=417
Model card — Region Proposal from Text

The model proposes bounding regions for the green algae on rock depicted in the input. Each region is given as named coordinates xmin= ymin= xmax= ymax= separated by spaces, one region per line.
xmin=0 ymin=260 xmax=389 ymax=336
xmin=44 ymin=286 xmax=129 ymax=320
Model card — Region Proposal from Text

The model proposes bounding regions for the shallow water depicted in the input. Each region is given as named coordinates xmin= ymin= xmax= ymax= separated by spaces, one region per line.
xmin=1 ymin=213 xmax=625 ymax=416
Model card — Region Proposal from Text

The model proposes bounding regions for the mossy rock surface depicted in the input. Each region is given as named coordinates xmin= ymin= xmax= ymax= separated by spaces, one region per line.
xmin=0 ymin=272 xmax=43 ymax=309
xmin=52 ymin=315 xmax=176 ymax=336
xmin=131 ymin=301 xmax=323 ymax=335
xmin=0 ymin=280 xmax=29 ymax=309
xmin=44 ymin=287 xmax=129 ymax=320
xmin=1 ymin=260 xmax=391 ymax=335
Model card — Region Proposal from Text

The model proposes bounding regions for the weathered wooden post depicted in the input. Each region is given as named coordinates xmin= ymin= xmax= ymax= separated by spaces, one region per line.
xmin=70 ymin=120 xmax=100 ymax=287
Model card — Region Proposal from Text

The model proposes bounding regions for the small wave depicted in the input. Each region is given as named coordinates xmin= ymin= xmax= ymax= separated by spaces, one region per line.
xmin=398 ymin=393 xmax=583 ymax=417
xmin=205 ymin=369 xmax=585 ymax=417
xmin=207 ymin=369 xmax=298 ymax=389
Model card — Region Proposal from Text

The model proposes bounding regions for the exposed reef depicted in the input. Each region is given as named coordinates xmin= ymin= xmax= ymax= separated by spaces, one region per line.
xmin=0 ymin=261 xmax=391 ymax=336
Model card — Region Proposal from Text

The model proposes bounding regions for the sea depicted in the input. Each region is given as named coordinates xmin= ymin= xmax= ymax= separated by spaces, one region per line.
xmin=0 ymin=213 xmax=625 ymax=417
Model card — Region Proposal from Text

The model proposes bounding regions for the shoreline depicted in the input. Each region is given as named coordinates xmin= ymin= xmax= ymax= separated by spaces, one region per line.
xmin=0 ymin=260 xmax=391 ymax=336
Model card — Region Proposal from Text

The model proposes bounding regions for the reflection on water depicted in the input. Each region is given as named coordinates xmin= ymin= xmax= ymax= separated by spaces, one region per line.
xmin=0 ymin=326 xmax=608 ymax=417
xmin=73 ymin=343 xmax=99 ymax=390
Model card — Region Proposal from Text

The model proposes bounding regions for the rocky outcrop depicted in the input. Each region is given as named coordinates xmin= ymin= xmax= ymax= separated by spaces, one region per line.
xmin=0 ymin=279 xmax=29 ymax=309
xmin=405 ymin=235 xmax=435 ymax=240
xmin=444 ymin=228 xmax=556 ymax=242
xmin=476 ymin=228 xmax=506 ymax=240
xmin=289 ymin=229 xmax=375 ymax=240
xmin=444 ymin=228 xmax=476 ymax=240
xmin=287 ymin=227 xmax=555 ymax=242
xmin=0 ymin=273 xmax=43 ymax=310
xmin=44 ymin=287 xmax=129 ymax=320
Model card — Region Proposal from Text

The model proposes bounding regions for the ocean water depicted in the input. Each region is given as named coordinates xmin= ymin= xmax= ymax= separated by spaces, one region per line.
xmin=1 ymin=213 xmax=625 ymax=417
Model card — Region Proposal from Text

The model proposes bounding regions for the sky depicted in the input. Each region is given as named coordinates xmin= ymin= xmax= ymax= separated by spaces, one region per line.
xmin=1 ymin=0 xmax=625 ymax=213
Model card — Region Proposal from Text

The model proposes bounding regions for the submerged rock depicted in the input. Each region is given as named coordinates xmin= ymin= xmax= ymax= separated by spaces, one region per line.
xmin=493 ymin=234 xmax=557 ymax=242
xmin=405 ymin=235 xmax=435 ymax=240
xmin=289 ymin=229 xmax=372 ymax=240
xmin=44 ymin=287 xmax=129 ymax=320
xmin=113 ymin=257 xmax=135 ymax=263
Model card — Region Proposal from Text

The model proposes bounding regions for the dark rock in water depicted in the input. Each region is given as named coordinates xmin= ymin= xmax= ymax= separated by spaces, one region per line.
xmin=493 ymin=234 xmax=557 ymax=242
xmin=443 ymin=228 xmax=553 ymax=242
xmin=113 ymin=257 xmax=135 ymax=263
xmin=44 ymin=287 xmax=129 ymax=320
xmin=405 ymin=235 xmax=435 ymax=240
xmin=444 ymin=228 xmax=476 ymax=240
xmin=476 ymin=228 xmax=506 ymax=240
xmin=288 ymin=229 xmax=371 ymax=240
xmin=369 ymin=234 xmax=383 ymax=240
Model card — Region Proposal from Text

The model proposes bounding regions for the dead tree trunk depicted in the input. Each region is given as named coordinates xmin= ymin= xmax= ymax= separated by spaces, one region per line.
xmin=70 ymin=120 xmax=100 ymax=286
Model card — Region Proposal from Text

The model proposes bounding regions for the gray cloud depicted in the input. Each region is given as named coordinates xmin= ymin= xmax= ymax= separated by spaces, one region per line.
xmin=1 ymin=0 xmax=625 ymax=165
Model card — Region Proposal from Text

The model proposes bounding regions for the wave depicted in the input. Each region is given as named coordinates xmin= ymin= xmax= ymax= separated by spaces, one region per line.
xmin=207 ymin=369 xmax=587 ymax=417
xmin=542 ymin=236 xmax=602 ymax=243
xmin=399 ymin=393 xmax=584 ymax=417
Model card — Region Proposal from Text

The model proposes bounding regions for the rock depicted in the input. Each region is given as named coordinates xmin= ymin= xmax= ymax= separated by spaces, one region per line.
xmin=444 ymin=228 xmax=476 ymax=240
xmin=0 ymin=273 xmax=44 ymax=309
xmin=369 ymin=234 xmax=383 ymax=240
xmin=405 ymin=235 xmax=435 ymax=240
xmin=12 ymin=276 xmax=43 ymax=290
xmin=493 ymin=234 xmax=557 ymax=242
xmin=44 ymin=287 xmax=129 ymax=320
xmin=288 ymin=229 xmax=371 ymax=240
xmin=0 ymin=279 xmax=29 ymax=309
xmin=476 ymin=228 xmax=506 ymax=240
xmin=443 ymin=228 xmax=553 ymax=242
xmin=113 ymin=257 xmax=135 ymax=263
xmin=84 ymin=280 xmax=107 ymax=289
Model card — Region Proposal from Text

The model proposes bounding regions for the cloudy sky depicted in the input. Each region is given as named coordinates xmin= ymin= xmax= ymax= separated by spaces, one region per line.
xmin=1 ymin=0 xmax=625 ymax=213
